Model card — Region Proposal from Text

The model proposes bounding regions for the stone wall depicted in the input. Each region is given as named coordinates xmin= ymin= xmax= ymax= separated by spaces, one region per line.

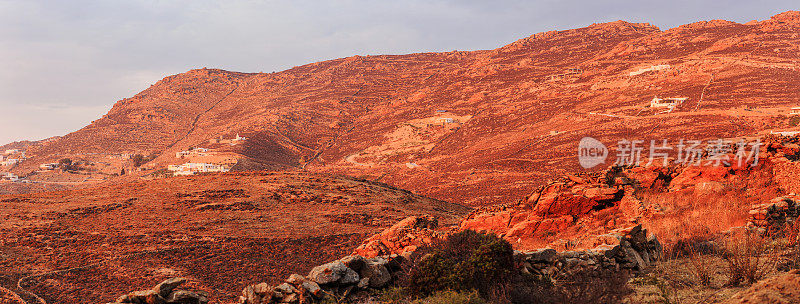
xmin=519 ymin=224 xmax=662 ymax=277
xmin=237 ymin=223 xmax=661 ymax=304
xmin=749 ymin=196 xmax=799 ymax=232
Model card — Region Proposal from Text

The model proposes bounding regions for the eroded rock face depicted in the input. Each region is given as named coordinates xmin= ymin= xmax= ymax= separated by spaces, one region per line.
xmin=459 ymin=168 xmax=658 ymax=250
xmin=749 ymin=196 xmax=799 ymax=232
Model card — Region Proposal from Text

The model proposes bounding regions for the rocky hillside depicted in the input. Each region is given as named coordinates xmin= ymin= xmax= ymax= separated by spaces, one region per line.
xmin=12 ymin=12 xmax=800 ymax=206
xmin=0 ymin=172 xmax=468 ymax=304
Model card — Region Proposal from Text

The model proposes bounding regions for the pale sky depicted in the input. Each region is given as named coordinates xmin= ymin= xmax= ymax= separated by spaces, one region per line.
xmin=0 ymin=0 xmax=796 ymax=145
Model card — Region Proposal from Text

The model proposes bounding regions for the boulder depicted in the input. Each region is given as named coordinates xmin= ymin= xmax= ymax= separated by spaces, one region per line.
xmin=340 ymin=255 xmax=366 ymax=272
xmin=128 ymin=290 xmax=166 ymax=304
xmin=354 ymin=216 xmax=440 ymax=258
xmin=253 ymin=283 xmax=273 ymax=295
xmin=301 ymin=281 xmax=323 ymax=298
xmin=276 ymin=283 xmax=297 ymax=295
xmin=286 ymin=273 xmax=305 ymax=285
xmin=153 ymin=277 xmax=186 ymax=298
xmin=308 ymin=261 xmax=360 ymax=285
xmin=360 ymin=257 xmax=391 ymax=288
xmin=241 ymin=285 xmax=260 ymax=304
xmin=166 ymin=290 xmax=208 ymax=304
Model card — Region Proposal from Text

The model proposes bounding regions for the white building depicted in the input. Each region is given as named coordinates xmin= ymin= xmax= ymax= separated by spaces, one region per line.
xmin=629 ymin=64 xmax=671 ymax=77
xmin=4 ymin=149 xmax=20 ymax=155
xmin=1 ymin=159 xmax=21 ymax=166
xmin=39 ymin=163 xmax=59 ymax=170
xmin=175 ymin=147 xmax=210 ymax=158
xmin=167 ymin=163 xmax=230 ymax=176
xmin=771 ymin=131 xmax=800 ymax=137
xmin=1 ymin=173 xmax=19 ymax=182
xmin=650 ymin=96 xmax=688 ymax=109
xmin=790 ymin=107 xmax=800 ymax=115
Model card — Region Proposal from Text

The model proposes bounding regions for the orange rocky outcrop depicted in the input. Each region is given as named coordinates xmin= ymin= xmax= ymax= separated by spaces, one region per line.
xmin=353 ymin=216 xmax=442 ymax=258
xmin=459 ymin=167 xmax=662 ymax=250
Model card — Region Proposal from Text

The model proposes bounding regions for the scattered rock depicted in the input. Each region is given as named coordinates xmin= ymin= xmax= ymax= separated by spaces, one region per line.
xmin=110 ymin=278 xmax=207 ymax=304
xmin=308 ymin=261 xmax=360 ymax=285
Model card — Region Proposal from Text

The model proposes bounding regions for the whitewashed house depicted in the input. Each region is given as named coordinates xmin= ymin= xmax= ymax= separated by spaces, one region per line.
xmin=1 ymin=173 xmax=19 ymax=182
xmin=39 ymin=163 xmax=59 ymax=170
xmin=1 ymin=159 xmax=21 ymax=166
xmin=650 ymin=96 xmax=688 ymax=108
xmin=175 ymin=147 xmax=210 ymax=158
xmin=168 ymin=163 xmax=230 ymax=176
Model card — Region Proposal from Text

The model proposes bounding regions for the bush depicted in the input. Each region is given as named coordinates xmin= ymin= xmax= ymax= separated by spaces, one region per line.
xmin=790 ymin=116 xmax=800 ymax=127
xmin=59 ymin=158 xmax=76 ymax=171
xmin=408 ymin=230 xmax=514 ymax=299
xmin=415 ymin=290 xmax=486 ymax=304
xmin=685 ymin=245 xmax=715 ymax=286
xmin=721 ymin=230 xmax=775 ymax=286
xmin=132 ymin=153 xmax=158 ymax=167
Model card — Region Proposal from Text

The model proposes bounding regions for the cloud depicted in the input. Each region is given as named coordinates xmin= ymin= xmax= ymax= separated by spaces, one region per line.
xmin=0 ymin=0 xmax=796 ymax=144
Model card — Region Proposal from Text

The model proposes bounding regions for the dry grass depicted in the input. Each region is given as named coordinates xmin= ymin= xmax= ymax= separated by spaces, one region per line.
xmin=640 ymin=168 xmax=780 ymax=253
xmin=720 ymin=230 xmax=777 ymax=286
xmin=686 ymin=246 xmax=716 ymax=287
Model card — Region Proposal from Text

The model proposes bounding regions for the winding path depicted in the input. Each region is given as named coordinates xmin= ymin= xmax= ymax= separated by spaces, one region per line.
xmin=166 ymin=83 xmax=241 ymax=150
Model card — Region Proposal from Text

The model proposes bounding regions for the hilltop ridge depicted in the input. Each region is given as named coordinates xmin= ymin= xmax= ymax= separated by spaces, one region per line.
xmin=4 ymin=11 xmax=800 ymax=205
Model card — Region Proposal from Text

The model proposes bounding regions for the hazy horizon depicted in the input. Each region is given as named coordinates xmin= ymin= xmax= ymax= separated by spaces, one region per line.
xmin=1 ymin=0 xmax=797 ymax=145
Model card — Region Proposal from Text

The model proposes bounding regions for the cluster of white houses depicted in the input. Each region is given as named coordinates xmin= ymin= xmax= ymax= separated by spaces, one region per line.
xmin=208 ymin=134 xmax=247 ymax=145
xmin=167 ymin=163 xmax=230 ymax=176
xmin=0 ymin=172 xmax=19 ymax=182
xmin=0 ymin=149 xmax=26 ymax=166
xmin=175 ymin=147 xmax=209 ymax=158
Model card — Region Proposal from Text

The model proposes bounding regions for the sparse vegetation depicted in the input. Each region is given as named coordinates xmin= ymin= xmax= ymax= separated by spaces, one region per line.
xmin=131 ymin=153 xmax=157 ymax=167
xmin=408 ymin=230 xmax=514 ymax=300
xmin=415 ymin=290 xmax=487 ymax=304
xmin=686 ymin=245 xmax=715 ymax=286
xmin=721 ymin=230 xmax=776 ymax=286
xmin=58 ymin=158 xmax=77 ymax=171
xmin=790 ymin=116 xmax=800 ymax=127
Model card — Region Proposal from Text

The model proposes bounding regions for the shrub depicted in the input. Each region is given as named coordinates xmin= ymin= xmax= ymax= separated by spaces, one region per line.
xmin=132 ymin=153 xmax=158 ymax=167
xmin=604 ymin=166 xmax=624 ymax=186
xmin=721 ymin=230 xmax=775 ymax=286
xmin=685 ymin=244 xmax=715 ymax=286
xmin=790 ymin=116 xmax=800 ymax=127
xmin=408 ymin=230 xmax=514 ymax=299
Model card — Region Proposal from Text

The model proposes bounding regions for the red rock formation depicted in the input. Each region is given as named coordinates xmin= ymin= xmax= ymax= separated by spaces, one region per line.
xmin=353 ymin=216 xmax=442 ymax=258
